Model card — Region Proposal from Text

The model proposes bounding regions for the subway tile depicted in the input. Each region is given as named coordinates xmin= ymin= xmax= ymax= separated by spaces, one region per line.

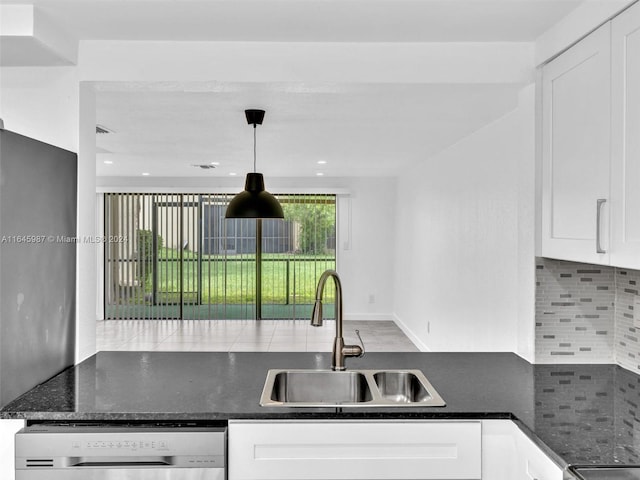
xmin=536 ymin=258 xmax=640 ymax=370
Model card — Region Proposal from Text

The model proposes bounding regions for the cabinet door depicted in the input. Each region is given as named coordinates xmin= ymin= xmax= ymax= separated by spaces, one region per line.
xmin=514 ymin=427 xmax=563 ymax=480
xmin=482 ymin=421 xmax=563 ymax=480
xmin=228 ymin=420 xmax=481 ymax=480
xmin=611 ymin=2 xmax=640 ymax=268
xmin=541 ymin=23 xmax=611 ymax=264
xmin=481 ymin=420 xmax=517 ymax=480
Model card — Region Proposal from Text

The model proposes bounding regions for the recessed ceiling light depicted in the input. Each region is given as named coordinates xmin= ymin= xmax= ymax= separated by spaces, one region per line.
xmin=142 ymin=172 xmax=150 ymax=176
xmin=103 ymin=160 xmax=113 ymax=165
xmin=316 ymin=172 xmax=324 ymax=176
xmin=229 ymin=172 xmax=237 ymax=176
xmin=317 ymin=160 xmax=327 ymax=165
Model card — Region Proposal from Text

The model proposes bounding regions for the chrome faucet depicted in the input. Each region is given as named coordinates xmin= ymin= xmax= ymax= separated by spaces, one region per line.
xmin=311 ymin=269 xmax=364 ymax=371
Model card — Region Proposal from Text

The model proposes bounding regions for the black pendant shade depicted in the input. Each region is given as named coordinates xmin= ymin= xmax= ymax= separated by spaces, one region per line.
xmin=225 ymin=109 xmax=284 ymax=219
xmin=225 ymin=173 xmax=284 ymax=218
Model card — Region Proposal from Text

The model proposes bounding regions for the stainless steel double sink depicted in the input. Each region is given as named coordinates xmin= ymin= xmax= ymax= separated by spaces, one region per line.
xmin=260 ymin=369 xmax=446 ymax=407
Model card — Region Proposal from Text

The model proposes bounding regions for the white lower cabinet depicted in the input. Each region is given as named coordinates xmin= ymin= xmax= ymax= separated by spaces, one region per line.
xmin=229 ymin=420 xmax=563 ymax=480
xmin=482 ymin=421 xmax=563 ymax=480
xmin=0 ymin=419 xmax=24 ymax=480
xmin=228 ymin=420 xmax=482 ymax=480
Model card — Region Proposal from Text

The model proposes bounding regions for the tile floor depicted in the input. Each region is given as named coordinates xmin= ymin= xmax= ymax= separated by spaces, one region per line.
xmin=96 ymin=319 xmax=419 ymax=352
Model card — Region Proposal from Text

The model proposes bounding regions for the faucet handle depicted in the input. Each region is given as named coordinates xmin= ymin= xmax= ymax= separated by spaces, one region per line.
xmin=341 ymin=330 xmax=365 ymax=359
xmin=354 ymin=329 xmax=365 ymax=358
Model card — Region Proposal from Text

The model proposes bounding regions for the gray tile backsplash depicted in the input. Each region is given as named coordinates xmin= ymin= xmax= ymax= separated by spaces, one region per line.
xmin=614 ymin=268 xmax=640 ymax=372
xmin=536 ymin=258 xmax=615 ymax=363
xmin=536 ymin=258 xmax=640 ymax=372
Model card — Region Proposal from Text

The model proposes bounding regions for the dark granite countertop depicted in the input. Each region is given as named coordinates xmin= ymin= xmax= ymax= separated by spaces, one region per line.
xmin=2 ymin=351 xmax=639 ymax=469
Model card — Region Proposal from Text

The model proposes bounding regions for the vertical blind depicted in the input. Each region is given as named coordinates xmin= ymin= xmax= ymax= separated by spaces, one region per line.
xmin=103 ymin=193 xmax=336 ymax=320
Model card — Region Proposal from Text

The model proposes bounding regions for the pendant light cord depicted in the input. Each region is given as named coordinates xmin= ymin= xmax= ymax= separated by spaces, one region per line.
xmin=253 ymin=125 xmax=257 ymax=173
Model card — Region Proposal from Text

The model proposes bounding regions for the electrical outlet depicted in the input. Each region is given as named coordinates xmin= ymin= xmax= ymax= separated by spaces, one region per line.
xmin=634 ymin=297 xmax=640 ymax=329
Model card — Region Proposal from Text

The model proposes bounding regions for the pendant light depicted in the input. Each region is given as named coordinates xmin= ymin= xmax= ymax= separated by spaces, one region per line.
xmin=225 ymin=109 xmax=284 ymax=219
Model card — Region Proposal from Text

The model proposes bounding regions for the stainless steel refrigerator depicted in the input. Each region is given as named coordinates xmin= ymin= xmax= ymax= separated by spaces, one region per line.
xmin=0 ymin=128 xmax=77 ymax=408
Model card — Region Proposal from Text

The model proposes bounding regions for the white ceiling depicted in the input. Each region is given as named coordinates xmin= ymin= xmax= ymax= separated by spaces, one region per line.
xmin=95 ymin=82 xmax=524 ymax=177
xmin=2 ymin=0 xmax=586 ymax=177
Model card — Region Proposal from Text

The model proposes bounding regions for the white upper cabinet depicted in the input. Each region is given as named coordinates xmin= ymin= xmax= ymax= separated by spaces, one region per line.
xmin=611 ymin=1 xmax=640 ymax=269
xmin=541 ymin=23 xmax=612 ymax=265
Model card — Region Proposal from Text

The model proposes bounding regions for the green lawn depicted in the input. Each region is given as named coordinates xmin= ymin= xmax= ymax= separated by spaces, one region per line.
xmin=135 ymin=248 xmax=335 ymax=305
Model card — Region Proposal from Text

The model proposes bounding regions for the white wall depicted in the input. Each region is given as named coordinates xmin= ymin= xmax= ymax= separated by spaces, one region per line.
xmin=78 ymin=41 xmax=533 ymax=85
xmin=393 ymin=85 xmax=535 ymax=358
xmin=0 ymin=67 xmax=78 ymax=151
xmin=517 ymin=86 xmax=537 ymax=362
xmin=337 ymin=177 xmax=397 ymax=320
xmin=77 ymin=84 xmax=97 ymax=361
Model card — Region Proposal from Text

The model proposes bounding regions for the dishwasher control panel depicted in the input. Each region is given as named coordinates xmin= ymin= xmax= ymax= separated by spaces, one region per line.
xmin=16 ymin=425 xmax=226 ymax=471
xmin=75 ymin=438 xmax=169 ymax=450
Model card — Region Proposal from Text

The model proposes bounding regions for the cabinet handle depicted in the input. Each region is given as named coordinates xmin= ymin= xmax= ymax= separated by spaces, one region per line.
xmin=596 ymin=198 xmax=607 ymax=254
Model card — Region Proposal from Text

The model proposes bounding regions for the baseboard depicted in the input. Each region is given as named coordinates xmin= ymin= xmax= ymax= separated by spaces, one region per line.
xmin=343 ymin=313 xmax=394 ymax=321
xmin=392 ymin=313 xmax=430 ymax=352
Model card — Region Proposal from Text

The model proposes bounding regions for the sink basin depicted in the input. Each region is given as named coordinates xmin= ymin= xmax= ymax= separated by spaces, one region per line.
xmin=373 ymin=371 xmax=432 ymax=403
xmin=269 ymin=370 xmax=373 ymax=404
xmin=260 ymin=369 xmax=445 ymax=407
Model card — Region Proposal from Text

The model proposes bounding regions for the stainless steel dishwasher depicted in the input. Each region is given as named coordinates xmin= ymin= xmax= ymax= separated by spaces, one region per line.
xmin=15 ymin=425 xmax=226 ymax=479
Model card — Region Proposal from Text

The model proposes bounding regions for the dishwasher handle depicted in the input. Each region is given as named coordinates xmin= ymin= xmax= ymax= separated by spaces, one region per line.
xmin=69 ymin=456 xmax=174 ymax=467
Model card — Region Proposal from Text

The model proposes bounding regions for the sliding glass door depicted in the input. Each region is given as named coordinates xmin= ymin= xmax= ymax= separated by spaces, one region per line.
xmin=260 ymin=195 xmax=337 ymax=319
xmin=103 ymin=193 xmax=336 ymax=320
